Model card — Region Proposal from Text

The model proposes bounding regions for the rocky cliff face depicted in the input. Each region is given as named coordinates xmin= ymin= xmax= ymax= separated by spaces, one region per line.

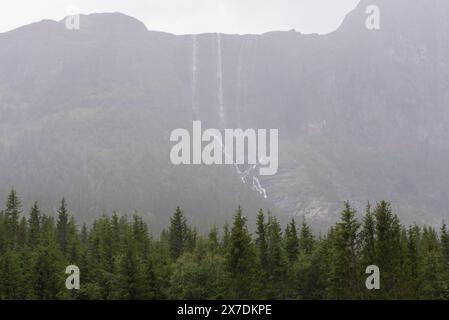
xmin=0 ymin=0 xmax=448 ymax=229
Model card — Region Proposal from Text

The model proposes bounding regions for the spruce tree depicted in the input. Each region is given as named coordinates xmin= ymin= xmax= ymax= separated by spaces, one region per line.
xmin=441 ymin=222 xmax=449 ymax=267
xmin=208 ymin=225 xmax=219 ymax=252
xmin=33 ymin=245 xmax=64 ymax=300
xmin=132 ymin=214 xmax=150 ymax=260
xmin=0 ymin=211 xmax=5 ymax=254
xmin=373 ymin=201 xmax=403 ymax=298
xmin=168 ymin=206 xmax=187 ymax=260
xmin=56 ymin=198 xmax=69 ymax=254
xmin=255 ymin=209 xmax=268 ymax=266
xmin=222 ymin=222 xmax=230 ymax=252
xmin=117 ymin=240 xmax=146 ymax=299
xmin=329 ymin=202 xmax=361 ymax=299
xmin=80 ymin=223 xmax=88 ymax=245
xmin=406 ymin=224 xmax=421 ymax=297
xmin=419 ymin=227 xmax=445 ymax=299
xmin=143 ymin=255 xmax=158 ymax=299
xmin=0 ymin=250 xmax=27 ymax=299
xmin=33 ymin=215 xmax=64 ymax=300
xmin=265 ymin=215 xmax=287 ymax=298
xmin=185 ymin=226 xmax=197 ymax=252
xmin=299 ymin=217 xmax=314 ymax=255
xmin=66 ymin=216 xmax=81 ymax=263
xmin=440 ymin=222 xmax=449 ymax=299
xmin=226 ymin=206 xmax=257 ymax=299
xmin=360 ymin=203 xmax=376 ymax=267
xmin=28 ymin=202 xmax=41 ymax=248
xmin=285 ymin=218 xmax=299 ymax=263
xmin=4 ymin=188 xmax=22 ymax=248
xmin=17 ymin=216 xmax=27 ymax=247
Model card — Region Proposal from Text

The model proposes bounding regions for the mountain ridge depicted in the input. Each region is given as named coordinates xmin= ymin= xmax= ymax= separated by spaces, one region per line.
xmin=1 ymin=0 xmax=448 ymax=230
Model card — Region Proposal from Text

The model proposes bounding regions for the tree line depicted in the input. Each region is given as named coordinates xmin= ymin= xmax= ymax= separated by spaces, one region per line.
xmin=0 ymin=188 xmax=448 ymax=300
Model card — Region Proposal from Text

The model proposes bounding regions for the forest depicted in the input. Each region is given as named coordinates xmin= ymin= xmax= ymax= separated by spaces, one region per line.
xmin=0 ymin=188 xmax=448 ymax=300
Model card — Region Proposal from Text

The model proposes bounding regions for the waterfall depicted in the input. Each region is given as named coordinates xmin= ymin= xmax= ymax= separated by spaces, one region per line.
xmin=216 ymin=33 xmax=225 ymax=129
xmin=191 ymin=35 xmax=200 ymax=119
xmin=237 ymin=162 xmax=268 ymax=199
xmin=236 ymin=39 xmax=268 ymax=199
xmin=214 ymin=35 xmax=268 ymax=199
xmin=209 ymin=131 xmax=269 ymax=199
xmin=252 ymin=177 xmax=267 ymax=199
xmin=236 ymin=43 xmax=244 ymax=128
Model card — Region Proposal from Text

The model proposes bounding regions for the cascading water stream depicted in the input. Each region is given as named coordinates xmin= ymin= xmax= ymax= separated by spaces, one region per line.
xmin=191 ymin=34 xmax=200 ymax=119
xmin=192 ymin=34 xmax=268 ymax=199
xmin=235 ymin=39 xmax=267 ymax=198
xmin=236 ymin=42 xmax=244 ymax=128
xmin=216 ymin=33 xmax=225 ymax=129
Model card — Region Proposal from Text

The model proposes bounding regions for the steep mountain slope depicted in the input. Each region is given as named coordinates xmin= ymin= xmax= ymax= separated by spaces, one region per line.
xmin=0 ymin=15 xmax=275 ymax=231
xmin=0 ymin=0 xmax=448 ymax=229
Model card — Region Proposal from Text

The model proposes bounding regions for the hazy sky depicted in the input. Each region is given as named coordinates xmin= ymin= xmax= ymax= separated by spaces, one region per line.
xmin=0 ymin=0 xmax=360 ymax=34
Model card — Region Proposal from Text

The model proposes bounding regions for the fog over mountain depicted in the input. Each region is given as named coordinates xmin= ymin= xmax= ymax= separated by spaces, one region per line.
xmin=0 ymin=0 xmax=448 ymax=230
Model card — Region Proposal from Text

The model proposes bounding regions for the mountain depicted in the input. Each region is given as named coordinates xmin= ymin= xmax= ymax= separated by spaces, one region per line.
xmin=0 ymin=0 xmax=448 ymax=230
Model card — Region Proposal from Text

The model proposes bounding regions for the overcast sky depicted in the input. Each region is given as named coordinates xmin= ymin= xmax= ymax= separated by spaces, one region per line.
xmin=0 ymin=0 xmax=360 ymax=34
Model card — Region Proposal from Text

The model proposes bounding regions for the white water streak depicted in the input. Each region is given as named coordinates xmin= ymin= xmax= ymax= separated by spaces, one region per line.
xmin=213 ymin=35 xmax=267 ymax=199
xmin=191 ymin=35 xmax=200 ymax=119
xmin=213 ymin=132 xmax=268 ymax=199
xmin=236 ymin=43 xmax=244 ymax=128
xmin=216 ymin=33 xmax=225 ymax=129
xmin=252 ymin=177 xmax=267 ymax=199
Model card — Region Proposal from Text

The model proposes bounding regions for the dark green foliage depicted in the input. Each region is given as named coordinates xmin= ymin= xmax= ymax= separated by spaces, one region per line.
xmin=256 ymin=209 xmax=268 ymax=266
xmin=299 ymin=217 xmax=314 ymax=255
xmin=285 ymin=218 xmax=299 ymax=263
xmin=0 ymin=250 xmax=27 ymax=299
xmin=168 ymin=240 xmax=229 ymax=299
xmin=264 ymin=215 xmax=287 ymax=298
xmin=441 ymin=223 xmax=449 ymax=267
xmin=168 ymin=206 xmax=188 ymax=260
xmin=116 ymin=240 xmax=147 ymax=299
xmin=226 ymin=206 xmax=258 ymax=299
xmin=56 ymin=198 xmax=69 ymax=254
xmin=373 ymin=201 xmax=403 ymax=298
xmin=329 ymin=202 xmax=362 ymax=299
xmin=4 ymin=188 xmax=22 ymax=248
xmin=28 ymin=202 xmax=41 ymax=248
xmin=0 ymin=189 xmax=448 ymax=300
xmin=208 ymin=225 xmax=219 ymax=253
xmin=360 ymin=203 xmax=375 ymax=267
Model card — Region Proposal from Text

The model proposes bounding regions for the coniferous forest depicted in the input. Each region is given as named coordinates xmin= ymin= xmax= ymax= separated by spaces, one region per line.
xmin=0 ymin=188 xmax=448 ymax=300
